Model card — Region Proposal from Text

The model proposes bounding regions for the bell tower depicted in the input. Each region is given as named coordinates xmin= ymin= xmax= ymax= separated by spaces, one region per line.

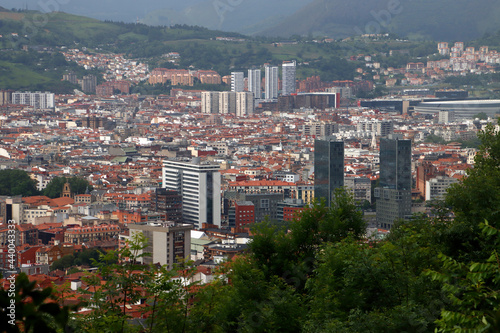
xmin=62 ymin=182 xmax=72 ymax=198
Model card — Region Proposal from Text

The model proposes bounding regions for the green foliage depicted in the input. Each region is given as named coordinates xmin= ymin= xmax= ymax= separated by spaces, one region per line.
xmin=445 ymin=120 xmax=500 ymax=260
xmin=50 ymin=248 xmax=104 ymax=271
xmin=0 ymin=272 xmax=78 ymax=333
xmin=427 ymin=222 xmax=500 ymax=332
xmin=0 ymin=169 xmax=39 ymax=197
xmin=249 ymin=188 xmax=365 ymax=291
xmin=42 ymin=176 xmax=93 ymax=199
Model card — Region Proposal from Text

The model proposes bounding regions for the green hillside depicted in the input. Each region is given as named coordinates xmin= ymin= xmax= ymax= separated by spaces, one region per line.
xmin=260 ymin=0 xmax=500 ymax=41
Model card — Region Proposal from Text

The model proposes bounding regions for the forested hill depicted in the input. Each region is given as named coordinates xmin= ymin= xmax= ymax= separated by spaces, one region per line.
xmin=260 ymin=0 xmax=500 ymax=40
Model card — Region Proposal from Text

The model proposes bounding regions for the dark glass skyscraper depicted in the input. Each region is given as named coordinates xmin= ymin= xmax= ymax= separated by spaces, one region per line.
xmin=375 ymin=135 xmax=412 ymax=229
xmin=314 ymin=139 xmax=344 ymax=207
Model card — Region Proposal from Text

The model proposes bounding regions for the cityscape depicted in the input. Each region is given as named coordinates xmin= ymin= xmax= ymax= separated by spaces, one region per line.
xmin=0 ymin=4 xmax=499 ymax=332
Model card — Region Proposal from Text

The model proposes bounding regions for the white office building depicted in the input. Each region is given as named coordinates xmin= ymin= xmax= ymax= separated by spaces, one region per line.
xmin=265 ymin=65 xmax=279 ymax=100
xmin=162 ymin=159 xmax=221 ymax=229
xmin=12 ymin=91 xmax=55 ymax=108
xmin=282 ymin=60 xmax=296 ymax=96
xmin=248 ymin=69 xmax=261 ymax=99
xmin=231 ymin=72 xmax=244 ymax=92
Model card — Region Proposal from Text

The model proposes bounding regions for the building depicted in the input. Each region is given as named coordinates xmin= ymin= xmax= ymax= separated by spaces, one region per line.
xmin=439 ymin=110 xmax=456 ymax=124
xmin=234 ymin=201 xmax=255 ymax=228
xmin=81 ymin=75 xmax=97 ymax=94
xmin=236 ymin=92 xmax=254 ymax=116
xmin=265 ymin=65 xmax=279 ymax=100
xmin=62 ymin=73 xmax=78 ymax=85
xmin=327 ymin=86 xmax=352 ymax=99
xmin=0 ymin=90 xmax=13 ymax=105
xmin=248 ymin=68 xmax=261 ymax=99
xmin=196 ymin=70 xmax=221 ymax=84
xmin=96 ymin=80 xmax=130 ymax=96
xmin=128 ymin=221 xmax=192 ymax=269
xmin=149 ymin=68 xmax=194 ymax=86
xmin=64 ymin=224 xmax=121 ymax=245
xmin=282 ymin=60 xmax=296 ymax=96
xmin=225 ymin=192 xmax=283 ymax=224
xmin=162 ymin=159 xmax=221 ymax=228
xmin=375 ymin=135 xmax=412 ymax=229
xmin=12 ymin=91 xmax=55 ymax=109
xmin=314 ymin=139 xmax=345 ymax=207
xmin=231 ymin=72 xmax=244 ymax=92
xmin=425 ymin=176 xmax=458 ymax=201
xmin=345 ymin=176 xmax=372 ymax=203
xmin=201 ymin=91 xmax=220 ymax=114
xmin=150 ymin=188 xmax=183 ymax=224
xmin=219 ymin=91 xmax=237 ymax=114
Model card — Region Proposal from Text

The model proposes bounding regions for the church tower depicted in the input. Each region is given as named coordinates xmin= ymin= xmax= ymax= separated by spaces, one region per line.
xmin=62 ymin=182 xmax=72 ymax=198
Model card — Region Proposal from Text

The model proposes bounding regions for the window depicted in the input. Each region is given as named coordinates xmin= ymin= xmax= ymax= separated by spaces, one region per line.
xmin=260 ymin=199 xmax=269 ymax=209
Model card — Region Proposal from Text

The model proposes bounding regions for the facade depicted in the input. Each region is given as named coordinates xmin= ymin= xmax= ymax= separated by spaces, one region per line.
xmin=219 ymin=91 xmax=237 ymax=114
xmin=162 ymin=159 xmax=221 ymax=228
xmin=12 ymin=92 xmax=55 ymax=109
xmin=345 ymin=176 xmax=372 ymax=203
xmin=265 ymin=65 xmax=279 ymax=100
xmin=201 ymin=91 xmax=220 ymax=114
xmin=248 ymin=69 xmax=261 ymax=99
xmin=81 ymin=75 xmax=97 ymax=94
xmin=234 ymin=201 xmax=255 ymax=228
xmin=282 ymin=60 xmax=296 ymax=96
xmin=231 ymin=72 xmax=244 ymax=92
xmin=236 ymin=92 xmax=254 ymax=116
xmin=375 ymin=136 xmax=412 ymax=229
xmin=151 ymin=188 xmax=183 ymax=224
xmin=439 ymin=110 xmax=456 ymax=124
xmin=64 ymin=225 xmax=121 ymax=245
xmin=128 ymin=221 xmax=192 ymax=269
xmin=314 ymin=139 xmax=345 ymax=207
xmin=425 ymin=176 xmax=458 ymax=201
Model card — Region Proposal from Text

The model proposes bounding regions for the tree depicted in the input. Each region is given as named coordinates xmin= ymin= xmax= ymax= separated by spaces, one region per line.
xmin=445 ymin=119 xmax=500 ymax=260
xmin=42 ymin=176 xmax=93 ymax=198
xmin=0 ymin=273 xmax=77 ymax=333
xmin=0 ymin=169 xmax=39 ymax=197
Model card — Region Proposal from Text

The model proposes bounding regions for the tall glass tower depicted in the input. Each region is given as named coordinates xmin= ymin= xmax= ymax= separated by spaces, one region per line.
xmin=375 ymin=135 xmax=412 ymax=229
xmin=314 ymin=139 xmax=345 ymax=207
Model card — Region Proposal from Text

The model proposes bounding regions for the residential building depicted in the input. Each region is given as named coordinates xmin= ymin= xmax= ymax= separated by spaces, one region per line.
xmin=162 ymin=159 xmax=221 ymax=228
xmin=425 ymin=176 xmax=458 ymax=201
xmin=150 ymin=188 xmax=183 ymax=224
xmin=236 ymin=92 xmax=254 ymax=117
xmin=234 ymin=201 xmax=255 ymax=228
xmin=201 ymin=91 xmax=220 ymax=114
xmin=219 ymin=91 xmax=237 ymax=114
xmin=282 ymin=60 xmax=296 ymax=96
xmin=128 ymin=221 xmax=192 ymax=269
xmin=231 ymin=72 xmax=244 ymax=92
xmin=314 ymin=139 xmax=345 ymax=207
xmin=81 ymin=75 xmax=97 ymax=94
xmin=248 ymin=68 xmax=261 ymax=99
xmin=265 ymin=65 xmax=279 ymax=100
xmin=12 ymin=91 xmax=55 ymax=108
xmin=375 ymin=135 xmax=412 ymax=229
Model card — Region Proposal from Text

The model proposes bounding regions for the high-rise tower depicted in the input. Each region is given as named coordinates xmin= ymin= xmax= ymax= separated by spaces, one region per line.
xmin=375 ymin=135 xmax=412 ymax=229
xmin=265 ymin=65 xmax=279 ymax=100
xmin=162 ymin=159 xmax=221 ymax=229
xmin=282 ymin=60 xmax=296 ymax=96
xmin=314 ymin=139 xmax=345 ymax=207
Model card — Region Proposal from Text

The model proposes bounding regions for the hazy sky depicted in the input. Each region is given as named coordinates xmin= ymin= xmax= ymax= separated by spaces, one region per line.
xmin=2 ymin=0 xmax=314 ymax=34
xmin=2 ymin=0 xmax=205 ymax=21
